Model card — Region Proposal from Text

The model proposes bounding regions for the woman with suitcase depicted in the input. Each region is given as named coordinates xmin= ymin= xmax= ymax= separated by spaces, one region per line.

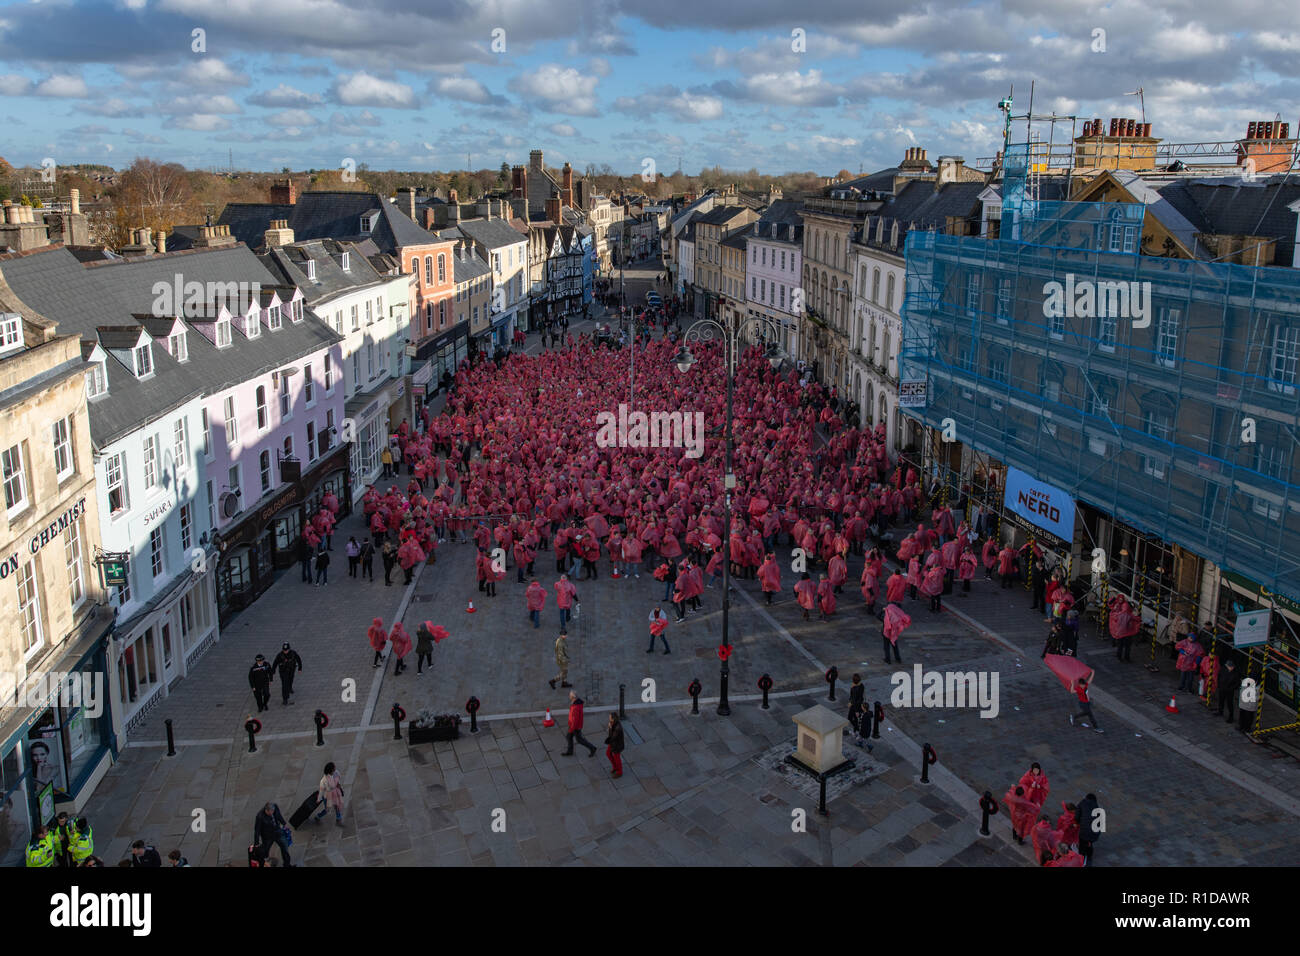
xmin=315 ymin=762 xmax=345 ymax=827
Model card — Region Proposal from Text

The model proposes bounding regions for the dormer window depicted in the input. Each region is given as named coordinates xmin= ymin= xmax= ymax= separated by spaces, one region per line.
xmin=341 ymin=251 xmax=351 ymax=271
xmin=0 ymin=313 xmax=23 ymax=357
xmin=245 ymin=310 xmax=261 ymax=339
xmin=360 ymin=214 xmax=377 ymax=234
xmin=291 ymin=299 xmax=304 ymax=322
xmin=170 ymin=330 xmax=188 ymax=363
xmin=85 ymin=361 xmax=108 ymax=400
xmin=267 ymin=305 xmax=282 ymax=331
xmin=305 ymin=260 xmax=317 ymax=281
xmin=133 ymin=342 xmax=154 ymax=379
xmin=216 ymin=317 xmax=232 ymax=348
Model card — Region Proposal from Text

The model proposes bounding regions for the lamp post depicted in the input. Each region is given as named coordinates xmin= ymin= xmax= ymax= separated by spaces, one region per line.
xmin=672 ymin=315 xmax=785 ymax=717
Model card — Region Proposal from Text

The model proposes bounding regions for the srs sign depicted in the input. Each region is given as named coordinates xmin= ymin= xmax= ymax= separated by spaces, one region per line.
xmin=1003 ymin=467 xmax=1076 ymax=543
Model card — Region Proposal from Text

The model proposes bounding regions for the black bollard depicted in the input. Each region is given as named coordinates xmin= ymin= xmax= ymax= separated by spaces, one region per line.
xmin=757 ymin=674 xmax=773 ymax=710
xmin=717 ymin=660 xmax=731 ymax=717
xmin=245 ymin=717 xmax=260 ymax=753
xmin=979 ymin=790 xmax=999 ymax=837
xmin=825 ymin=666 xmax=838 ymax=701
xmin=391 ymin=704 xmax=406 ymax=740
xmin=920 ymin=742 xmax=938 ymax=784
xmin=165 ymin=718 xmax=176 ymax=757
xmin=688 ymin=679 xmax=702 ymax=715
xmin=817 ymin=773 xmax=829 ymax=816
xmin=466 ymin=696 xmax=480 ymax=733
xmin=619 ymin=683 xmax=626 ymax=719
xmin=872 ymin=701 xmax=884 ymax=739
xmin=314 ymin=710 xmax=328 ymax=747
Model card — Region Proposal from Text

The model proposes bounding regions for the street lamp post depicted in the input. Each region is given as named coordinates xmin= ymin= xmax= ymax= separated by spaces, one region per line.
xmin=672 ymin=315 xmax=784 ymax=717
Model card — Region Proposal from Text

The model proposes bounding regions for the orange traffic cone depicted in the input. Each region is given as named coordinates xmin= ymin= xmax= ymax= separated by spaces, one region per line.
xmin=542 ymin=708 xmax=555 ymax=727
xmin=466 ymin=600 xmax=476 ymax=614
xmin=1165 ymin=694 xmax=1179 ymax=714
xmin=611 ymin=568 xmax=622 ymax=579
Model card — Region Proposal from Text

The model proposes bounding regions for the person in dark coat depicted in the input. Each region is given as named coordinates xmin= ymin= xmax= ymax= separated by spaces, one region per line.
xmin=415 ymin=623 xmax=435 ymax=675
xmin=1076 ymin=793 xmax=1102 ymax=866
xmin=314 ymin=547 xmax=330 ymax=586
xmin=1217 ymin=658 xmax=1242 ymax=722
xmin=847 ymin=674 xmax=865 ymax=736
xmin=271 ymin=643 xmax=302 ymax=706
xmin=248 ymin=654 xmax=272 ymax=712
xmin=359 ymin=539 xmax=375 ymax=582
xmin=129 ymin=840 xmax=162 ymax=867
xmin=299 ymin=535 xmax=313 ymax=583
xmin=253 ymin=803 xmax=292 ymax=867
xmin=604 ymin=713 xmax=625 ymax=778
xmin=382 ymin=540 xmax=397 ymax=586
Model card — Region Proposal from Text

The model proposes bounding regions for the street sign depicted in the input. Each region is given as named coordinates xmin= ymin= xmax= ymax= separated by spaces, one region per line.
xmin=98 ymin=554 xmax=129 ymax=588
xmin=899 ymin=378 xmax=928 ymax=408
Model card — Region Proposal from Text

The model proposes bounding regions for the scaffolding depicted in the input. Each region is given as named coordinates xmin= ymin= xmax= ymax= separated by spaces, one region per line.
xmin=899 ymin=142 xmax=1300 ymax=612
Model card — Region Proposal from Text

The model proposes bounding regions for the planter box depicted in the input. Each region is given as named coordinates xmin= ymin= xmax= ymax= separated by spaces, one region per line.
xmin=408 ymin=722 xmax=459 ymax=744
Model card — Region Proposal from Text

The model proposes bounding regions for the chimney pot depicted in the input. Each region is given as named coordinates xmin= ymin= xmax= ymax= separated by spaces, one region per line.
xmin=69 ymin=188 xmax=81 ymax=215
xmin=156 ymin=231 xmax=167 ymax=254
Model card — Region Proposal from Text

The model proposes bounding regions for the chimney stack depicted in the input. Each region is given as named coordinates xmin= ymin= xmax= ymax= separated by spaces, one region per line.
xmin=529 ymin=149 xmax=543 ymax=173
xmin=562 ymin=162 xmax=574 ymax=206
xmin=270 ymin=178 xmax=297 ymax=205
xmin=397 ymin=186 xmax=417 ymax=222
xmin=264 ymin=218 xmax=295 ymax=249
xmin=511 ymin=165 xmax=528 ymax=201
xmin=546 ymin=196 xmax=562 ymax=223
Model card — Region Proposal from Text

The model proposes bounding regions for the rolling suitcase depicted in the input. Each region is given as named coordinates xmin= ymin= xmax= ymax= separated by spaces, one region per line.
xmin=289 ymin=792 xmax=320 ymax=830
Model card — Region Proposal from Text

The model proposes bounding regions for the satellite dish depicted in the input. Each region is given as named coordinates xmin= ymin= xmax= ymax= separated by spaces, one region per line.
xmin=220 ymin=491 xmax=240 ymax=519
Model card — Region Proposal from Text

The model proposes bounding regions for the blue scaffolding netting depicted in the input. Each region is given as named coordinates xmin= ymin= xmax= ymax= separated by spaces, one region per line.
xmin=900 ymin=144 xmax=1300 ymax=603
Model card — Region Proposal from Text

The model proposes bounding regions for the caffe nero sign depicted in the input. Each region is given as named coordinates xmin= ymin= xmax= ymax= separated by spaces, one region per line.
xmin=0 ymin=497 xmax=87 ymax=580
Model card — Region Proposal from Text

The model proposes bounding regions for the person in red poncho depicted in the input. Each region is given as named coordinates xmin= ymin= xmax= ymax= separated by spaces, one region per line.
xmin=958 ymin=547 xmax=977 ymax=594
xmin=1004 ymin=785 xmax=1036 ymax=845
xmin=389 ymin=622 xmax=412 ymax=675
xmin=367 ymin=618 xmax=387 ymax=668
xmin=794 ymin=572 xmax=817 ymax=621
xmin=882 ymin=603 xmax=910 ymax=663
xmin=1044 ymin=846 xmax=1085 ymax=867
xmin=921 ymin=563 xmax=945 ymax=613
xmin=997 ymin=545 xmax=1016 ymax=589
xmin=398 ymin=536 xmax=426 ymax=586
xmin=816 ymin=574 xmax=836 ymax=620
xmin=885 ymin=570 xmax=907 ymax=606
xmin=1108 ymin=596 xmax=1141 ymax=662
xmin=1030 ymin=815 xmax=1061 ymax=865
xmin=981 ymin=537 xmax=998 ymax=580
xmin=758 ymin=553 xmax=781 ymax=605
xmin=860 ymin=563 xmax=879 ymax=615
xmin=1018 ymin=762 xmax=1050 ymax=810
xmin=827 ymin=552 xmax=847 ymax=595
xmin=525 ymin=579 xmax=547 ymax=629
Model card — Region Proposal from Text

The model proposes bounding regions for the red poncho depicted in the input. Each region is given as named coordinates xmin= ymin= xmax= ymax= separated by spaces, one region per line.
xmin=367 ymin=618 xmax=387 ymax=652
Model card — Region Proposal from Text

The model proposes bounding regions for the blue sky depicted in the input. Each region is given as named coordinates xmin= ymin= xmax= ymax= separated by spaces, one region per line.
xmin=1 ymin=0 xmax=1298 ymax=175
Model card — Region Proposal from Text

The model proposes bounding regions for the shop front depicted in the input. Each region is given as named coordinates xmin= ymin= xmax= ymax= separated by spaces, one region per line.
xmin=215 ymin=444 xmax=352 ymax=626
xmin=0 ymin=613 xmax=115 ymax=866
xmin=415 ymin=326 xmax=469 ymax=390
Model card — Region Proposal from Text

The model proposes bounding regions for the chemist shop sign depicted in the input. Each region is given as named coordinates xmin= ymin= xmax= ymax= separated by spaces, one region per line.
xmin=0 ymin=497 xmax=87 ymax=581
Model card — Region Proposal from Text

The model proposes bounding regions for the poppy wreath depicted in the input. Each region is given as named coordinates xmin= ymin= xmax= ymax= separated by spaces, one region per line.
xmin=245 ymin=717 xmax=262 ymax=734
xmin=391 ymin=705 xmax=407 ymax=722
xmin=717 ymin=644 xmax=733 ymax=661
xmin=757 ymin=674 xmax=774 ymax=692
xmin=688 ymin=679 xmax=702 ymax=697
xmin=314 ymin=711 xmax=330 ymax=729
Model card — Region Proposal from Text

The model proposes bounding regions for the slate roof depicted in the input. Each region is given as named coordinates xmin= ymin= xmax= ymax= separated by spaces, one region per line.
xmin=456 ymin=217 xmax=527 ymax=250
xmin=720 ymin=223 xmax=755 ymax=250
xmin=259 ymin=239 xmax=388 ymax=307
xmin=855 ymin=180 xmax=985 ymax=253
xmin=696 ymin=205 xmax=753 ymax=227
xmin=218 ymin=191 xmax=444 ymax=254
xmin=0 ymin=245 xmax=340 ymax=446
xmin=451 ymin=246 xmax=491 ymax=284
xmin=1154 ymin=176 xmax=1300 ymax=263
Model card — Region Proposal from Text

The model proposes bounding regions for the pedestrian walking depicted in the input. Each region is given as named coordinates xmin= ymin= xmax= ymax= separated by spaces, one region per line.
xmin=851 ymin=700 xmax=874 ymax=750
xmin=314 ymin=547 xmax=330 ymax=586
xmin=525 ymin=578 xmax=546 ymax=629
xmin=314 ymin=762 xmax=345 ymax=826
xmin=1068 ymin=677 xmax=1102 ymax=732
xmin=382 ymin=539 xmax=397 ymax=586
xmin=368 ymin=618 xmax=388 ymax=668
xmin=359 ymin=538 xmax=375 ymax=581
xmin=252 ymin=803 xmax=293 ymax=867
xmin=346 ymin=537 xmax=361 ymax=577
xmin=1076 ymin=793 xmax=1102 ymax=866
xmin=1018 ymin=762 xmax=1050 ymax=810
xmin=555 ymin=574 xmax=578 ymax=629
xmin=647 ymin=605 xmax=671 ymax=654
xmin=605 ymin=713 xmax=625 ymax=778
xmin=847 ymin=674 xmax=865 ymax=735
xmin=1216 ymin=658 xmax=1241 ymax=721
xmin=299 ymin=533 xmax=314 ymax=584
xmin=130 ymin=839 xmax=162 ymax=867
xmin=883 ymin=603 xmax=910 ymax=663
xmin=248 ymin=654 xmax=272 ymax=712
xmin=390 ymin=622 xmax=412 ymax=675
xmin=272 ymin=642 xmax=303 ymax=706
xmin=561 ymin=690 xmax=598 ymax=757
xmin=549 ymin=630 xmax=571 ymax=689
xmin=415 ymin=622 xmax=435 ymax=675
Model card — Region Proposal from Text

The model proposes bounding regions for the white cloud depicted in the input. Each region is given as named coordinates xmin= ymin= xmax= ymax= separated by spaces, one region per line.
xmin=181 ymin=58 xmax=250 ymax=88
xmin=158 ymin=94 xmax=243 ymax=115
xmin=0 ymin=75 xmax=32 ymax=96
xmin=549 ymin=122 xmax=577 ymax=136
xmin=332 ymin=72 xmax=416 ymax=109
xmin=266 ymin=109 xmax=320 ymax=127
xmin=164 ymin=114 xmax=231 ymax=132
xmin=433 ymin=75 xmax=503 ymax=105
xmin=34 ymin=75 xmax=89 ymax=98
xmin=84 ymin=98 xmax=141 ymax=117
xmin=508 ymin=64 xmax=599 ymax=116
xmin=614 ymin=87 xmax=723 ymax=122
xmin=250 ymin=84 xmax=323 ymax=107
